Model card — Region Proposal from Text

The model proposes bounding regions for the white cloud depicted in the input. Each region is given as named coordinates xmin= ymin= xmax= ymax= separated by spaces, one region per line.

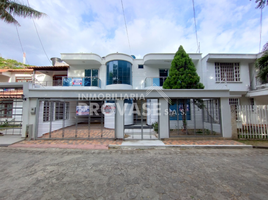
xmin=0 ymin=0 xmax=267 ymax=66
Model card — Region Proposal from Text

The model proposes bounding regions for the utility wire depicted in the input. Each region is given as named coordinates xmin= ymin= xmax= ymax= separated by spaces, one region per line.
xmin=27 ymin=0 xmax=51 ymax=64
xmin=192 ymin=0 xmax=200 ymax=53
xmin=259 ymin=7 xmax=263 ymax=52
xmin=121 ymin=0 xmax=132 ymax=55
xmin=15 ymin=25 xmax=29 ymax=64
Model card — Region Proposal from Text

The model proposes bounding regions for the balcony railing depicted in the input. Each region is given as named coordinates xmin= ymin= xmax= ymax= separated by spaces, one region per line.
xmin=62 ymin=77 xmax=101 ymax=87
xmin=144 ymin=77 xmax=167 ymax=88
xmin=33 ymin=77 xmax=101 ymax=88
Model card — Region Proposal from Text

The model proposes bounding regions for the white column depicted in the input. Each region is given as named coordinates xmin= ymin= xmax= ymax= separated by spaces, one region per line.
xmin=221 ymin=97 xmax=232 ymax=138
xmin=115 ymin=99 xmax=124 ymax=139
xmin=21 ymin=99 xmax=29 ymax=138
xmin=159 ymin=98 xmax=169 ymax=139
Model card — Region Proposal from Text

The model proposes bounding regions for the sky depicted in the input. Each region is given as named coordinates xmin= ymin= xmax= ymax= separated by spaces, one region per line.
xmin=0 ymin=0 xmax=268 ymax=66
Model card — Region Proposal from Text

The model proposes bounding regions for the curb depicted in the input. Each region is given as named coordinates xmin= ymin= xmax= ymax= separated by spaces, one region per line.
xmin=253 ymin=146 xmax=268 ymax=149
xmin=109 ymin=145 xmax=253 ymax=149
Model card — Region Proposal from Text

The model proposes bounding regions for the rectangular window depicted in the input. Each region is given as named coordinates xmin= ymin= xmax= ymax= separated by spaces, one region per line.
xmin=43 ymin=101 xmax=50 ymax=122
xmin=53 ymin=75 xmax=66 ymax=86
xmin=229 ymin=98 xmax=239 ymax=105
xmin=85 ymin=69 xmax=98 ymax=77
xmin=138 ymin=65 xmax=144 ymax=69
xmin=55 ymin=102 xmax=64 ymax=120
xmin=43 ymin=101 xmax=69 ymax=122
xmin=0 ymin=100 xmax=13 ymax=118
xmin=159 ymin=69 xmax=169 ymax=86
xmin=85 ymin=69 xmax=98 ymax=86
xmin=215 ymin=63 xmax=240 ymax=82
xmin=55 ymin=102 xmax=69 ymax=120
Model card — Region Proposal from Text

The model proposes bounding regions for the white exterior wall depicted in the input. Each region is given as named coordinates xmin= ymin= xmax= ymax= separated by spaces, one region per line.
xmin=37 ymin=101 xmax=84 ymax=137
xmin=202 ymin=60 xmax=250 ymax=91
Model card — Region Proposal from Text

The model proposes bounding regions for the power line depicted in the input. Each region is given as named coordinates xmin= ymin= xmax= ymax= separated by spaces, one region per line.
xmin=192 ymin=0 xmax=200 ymax=53
xmin=15 ymin=25 xmax=29 ymax=64
xmin=259 ymin=7 xmax=263 ymax=52
xmin=121 ymin=0 xmax=132 ymax=55
xmin=27 ymin=0 xmax=51 ymax=64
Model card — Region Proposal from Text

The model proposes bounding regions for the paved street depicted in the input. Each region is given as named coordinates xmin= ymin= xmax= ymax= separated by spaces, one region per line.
xmin=0 ymin=148 xmax=267 ymax=200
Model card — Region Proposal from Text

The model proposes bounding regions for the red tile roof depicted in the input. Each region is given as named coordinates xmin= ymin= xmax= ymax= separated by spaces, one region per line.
xmin=0 ymin=69 xmax=33 ymax=72
xmin=0 ymin=89 xmax=23 ymax=99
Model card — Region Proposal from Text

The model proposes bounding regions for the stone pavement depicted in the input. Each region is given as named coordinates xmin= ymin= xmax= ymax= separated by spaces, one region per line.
xmin=0 ymin=148 xmax=267 ymax=199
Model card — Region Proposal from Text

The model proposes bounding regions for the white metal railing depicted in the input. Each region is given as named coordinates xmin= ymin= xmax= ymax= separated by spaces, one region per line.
xmin=237 ymin=105 xmax=268 ymax=139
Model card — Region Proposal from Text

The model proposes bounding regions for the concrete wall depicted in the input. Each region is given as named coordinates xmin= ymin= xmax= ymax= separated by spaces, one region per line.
xmin=202 ymin=60 xmax=250 ymax=91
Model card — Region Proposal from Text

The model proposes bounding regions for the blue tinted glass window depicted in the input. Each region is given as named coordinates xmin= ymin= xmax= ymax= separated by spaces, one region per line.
xmin=85 ymin=69 xmax=91 ymax=77
xmin=106 ymin=60 xmax=132 ymax=85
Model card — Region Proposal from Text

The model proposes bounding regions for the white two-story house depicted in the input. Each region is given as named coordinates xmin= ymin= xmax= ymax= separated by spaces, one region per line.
xmin=0 ymin=51 xmax=267 ymax=140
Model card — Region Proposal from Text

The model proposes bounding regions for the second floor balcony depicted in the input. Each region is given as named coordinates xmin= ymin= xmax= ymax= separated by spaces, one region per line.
xmin=33 ymin=77 xmax=101 ymax=88
xmin=144 ymin=77 xmax=167 ymax=88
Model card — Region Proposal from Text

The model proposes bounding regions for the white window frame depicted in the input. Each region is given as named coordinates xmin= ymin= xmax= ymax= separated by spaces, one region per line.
xmin=215 ymin=63 xmax=240 ymax=82
xmin=43 ymin=101 xmax=69 ymax=122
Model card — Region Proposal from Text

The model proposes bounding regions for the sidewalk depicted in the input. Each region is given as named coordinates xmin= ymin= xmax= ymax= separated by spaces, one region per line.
xmin=10 ymin=139 xmax=122 ymax=150
xmin=9 ymin=139 xmax=251 ymax=149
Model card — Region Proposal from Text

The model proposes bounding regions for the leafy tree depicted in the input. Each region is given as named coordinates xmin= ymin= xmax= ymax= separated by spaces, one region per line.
xmin=0 ymin=56 xmax=31 ymax=69
xmin=163 ymin=45 xmax=204 ymax=131
xmin=255 ymin=50 xmax=268 ymax=84
xmin=0 ymin=0 xmax=45 ymax=26
xmin=250 ymin=0 xmax=268 ymax=9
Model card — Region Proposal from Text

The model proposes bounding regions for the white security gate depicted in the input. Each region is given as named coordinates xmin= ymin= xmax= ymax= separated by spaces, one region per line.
xmin=237 ymin=105 xmax=268 ymax=139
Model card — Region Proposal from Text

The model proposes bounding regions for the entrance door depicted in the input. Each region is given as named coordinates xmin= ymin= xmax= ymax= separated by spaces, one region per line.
xmin=124 ymin=99 xmax=157 ymax=140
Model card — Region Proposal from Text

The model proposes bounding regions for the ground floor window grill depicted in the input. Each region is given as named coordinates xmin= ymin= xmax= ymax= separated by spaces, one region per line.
xmin=0 ymin=99 xmax=23 ymax=135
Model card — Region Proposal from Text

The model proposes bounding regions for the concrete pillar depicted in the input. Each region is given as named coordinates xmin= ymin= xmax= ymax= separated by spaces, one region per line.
xmin=159 ymin=98 xmax=169 ymax=139
xmin=21 ymin=99 xmax=29 ymax=138
xmin=21 ymin=83 xmax=30 ymax=138
xmin=231 ymin=105 xmax=238 ymax=139
xmin=220 ymin=98 xmax=232 ymax=138
xmin=115 ymin=99 xmax=124 ymax=139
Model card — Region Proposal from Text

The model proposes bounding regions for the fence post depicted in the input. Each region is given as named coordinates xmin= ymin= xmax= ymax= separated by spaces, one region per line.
xmin=231 ymin=105 xmax=238 ymax=139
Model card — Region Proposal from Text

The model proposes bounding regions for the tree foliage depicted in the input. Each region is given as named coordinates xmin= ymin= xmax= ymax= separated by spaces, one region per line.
xmin=250 ymin=0 xmax=268 ymax=9
xmin=0 ymin=57 xmax=31 ymax=69
xmin=163 ymin=46 xmax=204 ymax=131
xmin=0 ymin=0 xmax=45 ymax=26
xmin=255 ymin=50 xmax=268 ymax=84
xmin=163 ymin=45 xmax=204 ymax=89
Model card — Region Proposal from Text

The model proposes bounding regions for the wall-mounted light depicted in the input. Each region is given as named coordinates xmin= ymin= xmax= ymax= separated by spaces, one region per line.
xmin=21 ymin=94 xmax=27 ymax=101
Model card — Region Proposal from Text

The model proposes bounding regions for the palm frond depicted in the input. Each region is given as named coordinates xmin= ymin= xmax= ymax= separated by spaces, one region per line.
xmin=0 ymin=6 xmax=19 ymax=25
xmin=0 ymin=0 xmax=45 ymax=25
xmin=6 ymin=1 xmax=45 ymax=19
xmin=252 ymin=0 xmax=268 ymax=9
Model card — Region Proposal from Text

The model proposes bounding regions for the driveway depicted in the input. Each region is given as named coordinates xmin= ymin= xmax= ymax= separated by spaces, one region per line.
xmin=0 ymin=148 xmax=267 ymax=200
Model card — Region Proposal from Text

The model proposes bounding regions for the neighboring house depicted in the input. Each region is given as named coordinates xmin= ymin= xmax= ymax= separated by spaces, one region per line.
xmin=0 ymin=69 xmax=33 ymax=135
xmin=0 ymin=52 xmax=267 ymax=139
